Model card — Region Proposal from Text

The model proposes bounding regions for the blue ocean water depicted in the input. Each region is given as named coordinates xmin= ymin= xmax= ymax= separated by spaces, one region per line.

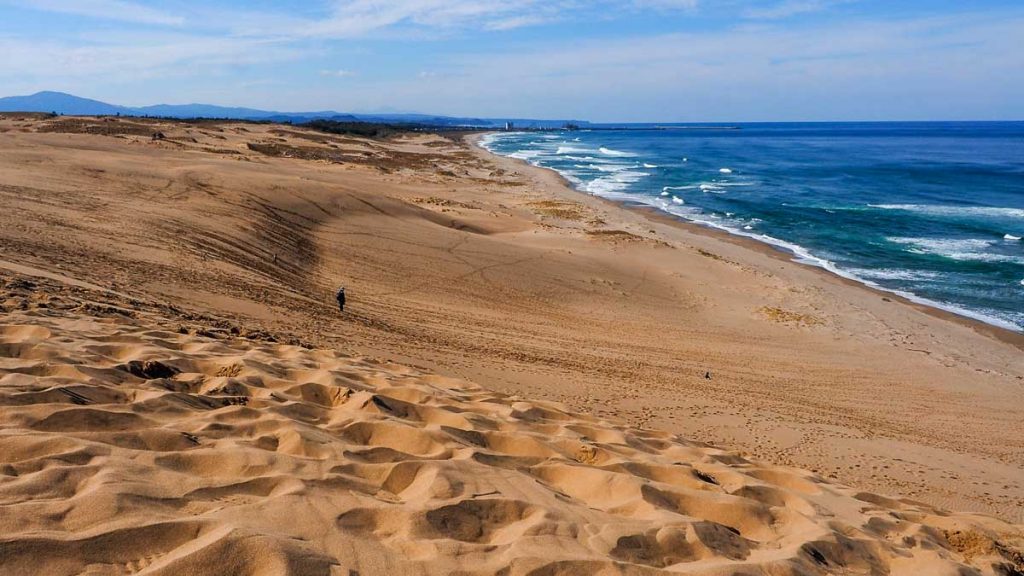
xmin=480 ymin=122 xmax=1024 ymax=331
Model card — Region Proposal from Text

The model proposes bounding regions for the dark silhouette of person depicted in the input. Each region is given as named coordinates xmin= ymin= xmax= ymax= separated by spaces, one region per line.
xmin=336 ymin=287 xmax=346 ymax=312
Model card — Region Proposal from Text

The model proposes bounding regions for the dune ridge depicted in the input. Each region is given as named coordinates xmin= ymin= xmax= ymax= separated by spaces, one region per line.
xmin=1 ymin=273 xmax=1022 ymax=575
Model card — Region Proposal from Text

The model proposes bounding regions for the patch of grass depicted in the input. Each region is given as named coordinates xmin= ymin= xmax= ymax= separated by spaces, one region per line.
xmin=412 ymin=197 xmax=479 ymax=210
xmin=758 ymin=306 xmax=823 ymax=326
xmin=586 ymin=229 xmax=644 ymax=242
xmin=303 ymin=120 xmax=411 ymax=139
xmin=943 ymin=530 xmax=1024 ymax=572
xmin=527 ymin=200 xmax=587 ymax=220
xmin=246 ymin=142 xmax=345 ymax=163
xmin=697 ymin=248 xmax=724 ymax=261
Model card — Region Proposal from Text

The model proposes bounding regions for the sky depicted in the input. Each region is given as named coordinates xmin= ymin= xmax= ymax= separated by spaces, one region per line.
xmin=1 ymin=0 xmax=1023 ymax=122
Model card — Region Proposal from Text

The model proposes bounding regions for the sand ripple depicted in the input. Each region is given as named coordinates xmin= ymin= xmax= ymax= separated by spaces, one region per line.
xmin=1 ymin=308 xmax=1022 ymax=575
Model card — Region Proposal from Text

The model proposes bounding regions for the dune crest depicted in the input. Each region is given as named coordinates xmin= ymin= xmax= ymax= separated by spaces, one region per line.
xmin=1 ymin=291 xmax=1021 ymax=575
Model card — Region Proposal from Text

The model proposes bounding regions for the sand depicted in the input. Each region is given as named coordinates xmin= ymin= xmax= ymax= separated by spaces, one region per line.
xmin=0 ymin=114 xmax=1022 ymax=574
xmin=3 ymin=273 xmax=1023 ymax=575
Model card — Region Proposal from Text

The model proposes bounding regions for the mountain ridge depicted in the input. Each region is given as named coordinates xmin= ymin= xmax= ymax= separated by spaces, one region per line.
xmin=0 ymin=90 xmax=587 ymax=128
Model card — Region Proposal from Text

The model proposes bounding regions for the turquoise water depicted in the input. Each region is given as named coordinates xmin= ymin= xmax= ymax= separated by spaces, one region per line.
xmin=481 ymin=123 xmax=1024 ymax=331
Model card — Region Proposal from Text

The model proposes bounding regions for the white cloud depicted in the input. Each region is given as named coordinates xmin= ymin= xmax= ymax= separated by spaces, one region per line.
xmin=2 ymin=1 xmax=1021 ymax=121
xmin=11 ymin=0 xmax=184 ymax=25
xmin=227 ymin=0 xmax=703 ymax=39
xmin=340 ymin=11 xmax=1024 ymax=121
xmin=483 ymin=14 xmax=554 ymax=31
xmin=0 ymin=34 xmax=302 ymax=81
xmin=320 ymin=69 xmax=355 ymax=77
xmin=742 ymin=0 xmax=846 ymax=20
xmin=633 ymin=0 xmax=698 ymax=9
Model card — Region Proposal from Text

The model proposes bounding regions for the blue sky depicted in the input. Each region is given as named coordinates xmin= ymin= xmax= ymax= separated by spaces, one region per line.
xmin=1 ymin=0 xmax=1022 ymax=121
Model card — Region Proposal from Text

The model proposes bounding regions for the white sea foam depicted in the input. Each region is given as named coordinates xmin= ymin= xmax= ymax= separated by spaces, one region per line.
xmin=845 ymin=268 xmax=942 ymax=282
xmin=699 ymin=183 xmax=725 ymax=193
xmin=643 ymin=163 xmax=658 ymax=168
xmin=870 ymin=204 xmax=1024 ymax=219
xmin=663 ymin=185 xmax=699 ymax=192
xmin=888 ymin=237 xmax=993 ymax=251
xmin=719 ymin=168 xmax=733 ymax=174
xmin=888 ymin=237 xmax=1024 ymax=264
xmin=556 ymin=146 xmax=591 ymax=155
xmin=1005 ymin=234 xmax=1022 ymax=241
xmin=672 ymin=196 xmax=684 ymax=205
xmin=509 ymin=150 xmax=542 ymax=160
xmin=565 ymin=156 xmax=622 ymax=165
xmin=558 ymin=171 xmax=583 ymax=186
xmin=582 ymin=170 xmax=649 ymax=195
xmin=589 ymin=164 xmax=633 ymax=173
xmin=660 ymin=191 xmax=669 ymax=196
xmin=476 ymin=133 xmax=506 ymax=151
xmin=599 ymin=147 xmax=637 ymax=157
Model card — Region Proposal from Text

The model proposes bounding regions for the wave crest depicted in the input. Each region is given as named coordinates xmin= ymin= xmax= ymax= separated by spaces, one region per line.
xmin=871 ymin=204 xmax=1024 ymax=219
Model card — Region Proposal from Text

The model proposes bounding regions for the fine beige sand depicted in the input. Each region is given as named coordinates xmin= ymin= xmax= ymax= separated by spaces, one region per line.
xmin=0 ymin=114 xmax=1022 ymax=574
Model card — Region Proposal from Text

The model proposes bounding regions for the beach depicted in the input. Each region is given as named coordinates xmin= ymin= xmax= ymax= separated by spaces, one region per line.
xmin=1 ymin=114 xmax=1022 ymax=574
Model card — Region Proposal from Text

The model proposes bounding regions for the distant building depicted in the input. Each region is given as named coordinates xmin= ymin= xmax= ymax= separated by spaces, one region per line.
xmin=504 ymin=121 xmax=514 ymax=131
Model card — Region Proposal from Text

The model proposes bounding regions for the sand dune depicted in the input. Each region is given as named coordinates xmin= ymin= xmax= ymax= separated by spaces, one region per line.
xmin=0 ymin=114 xmax=1022 ymax=574
xmin=1 ymin=281 xmax=1022 ymax=575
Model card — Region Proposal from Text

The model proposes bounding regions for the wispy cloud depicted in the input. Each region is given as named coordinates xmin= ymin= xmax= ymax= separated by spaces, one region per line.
xmin=742 ymin=0 xmax=848 ymax=20
xmin=1 ymin=1 xmax=1021 ymax=120
xmin=226 ymin=0 xmax=704 ymax=39
xmin=634 ymin=0 xmax=698 ymax=9
xmin=484 ymin=14 xmax=555 ymax=31
xmin=359 ymin=11 xmax=1024 ymax=120
xmin=0 ymin=34 xmax=302 ymax=81
xmin=10 ymin=0 xmax=184 ymax=25
xmin=320 ymin=69 xmax=355 ymax=77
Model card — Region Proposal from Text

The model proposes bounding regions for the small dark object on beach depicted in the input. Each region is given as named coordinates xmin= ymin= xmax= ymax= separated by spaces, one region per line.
xmin=336 ymin=286 xmax=346 ymax=312
xmin=6 ymin=278 xmax=36 ymax=291
xmin=152 ymin=132 xmax=165 ymax=141
xmin=121 ymin=360 xmax=179 ymax=380
xmin=705 ymin=371 xmax=711 ymax=380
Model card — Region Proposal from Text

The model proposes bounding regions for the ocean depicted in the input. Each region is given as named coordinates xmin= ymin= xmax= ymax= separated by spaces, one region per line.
xmin=480 ymin=122 xmax=1024 ymax=332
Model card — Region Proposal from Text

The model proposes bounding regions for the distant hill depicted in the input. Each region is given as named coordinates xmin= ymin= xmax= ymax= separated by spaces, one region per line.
xmin=0 ymin=91 xmax=587 ymax=128
xmin=0 ymin=91 xmax=128 ymax=116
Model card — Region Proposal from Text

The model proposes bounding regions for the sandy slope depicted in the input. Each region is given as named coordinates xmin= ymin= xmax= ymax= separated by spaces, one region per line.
xmin=1 ymin=274 xmax=1022 ymax=575
xmin=0 ymin=115 xmax=1022 ymax=572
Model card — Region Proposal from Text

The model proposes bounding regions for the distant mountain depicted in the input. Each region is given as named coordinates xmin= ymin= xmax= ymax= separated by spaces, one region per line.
xmin=0 ymin=91 xmax=588 ymax=129
xmin=0 ymin=91 xmax=128 ymax=116
xmin=134 ymin=103 xmax=290 ymax=119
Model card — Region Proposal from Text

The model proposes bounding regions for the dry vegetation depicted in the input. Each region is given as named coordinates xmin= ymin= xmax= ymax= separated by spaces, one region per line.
xmin=759 ymin=306 xmax=824 ymax=326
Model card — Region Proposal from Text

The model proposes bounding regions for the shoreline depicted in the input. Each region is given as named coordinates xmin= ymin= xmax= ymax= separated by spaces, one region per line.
xmin=470 ymin=132 xmax=1024 ymax=349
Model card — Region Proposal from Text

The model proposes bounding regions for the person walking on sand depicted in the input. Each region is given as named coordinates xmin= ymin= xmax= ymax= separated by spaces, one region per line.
xmin=335 ymin=286 xmax=346 ymax=313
